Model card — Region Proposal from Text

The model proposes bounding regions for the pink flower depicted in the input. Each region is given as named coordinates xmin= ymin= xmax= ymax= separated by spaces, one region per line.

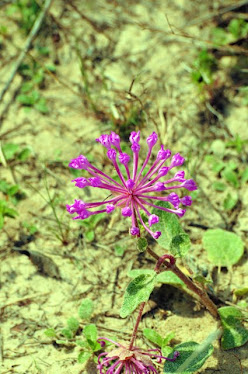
xmin=67 ymin=131 xmax=197 ymax=239
xmin=97 ymin=337 xmax=179 ymax=374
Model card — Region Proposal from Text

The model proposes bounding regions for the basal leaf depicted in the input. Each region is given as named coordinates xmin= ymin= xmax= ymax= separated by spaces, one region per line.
xmin=218 ymin=306 xmax=248 ymax=350
xmin=83 ymin=324 xmax=98 ymax=350
xmin=78 ymin=298 xmax=94 ymax=320
xmin=143 ymin=328 xmax=163 ymax=347
xmin=67 ymin=317 xmax=79 ymax=333
xmin=164 ymin=341 xmax=213 ymax=373
xmin=203 ymin=229 xmax=244 ymax=266
xmin=78 ymin=351 xmax=92 ymax=364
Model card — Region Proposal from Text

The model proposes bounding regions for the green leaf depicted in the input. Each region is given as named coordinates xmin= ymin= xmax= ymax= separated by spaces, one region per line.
xmin=76 ymin=339 xmax=89 ymax=348
xmin=0 ymin=214 xmax=4 ymax=229
xmin=221 ymin=168 xmax=239 ymax=188
xmin=120 ymin=272 xmax=157 ymax=318
xmin=18 ymin=147 xmax=32 ymax=161
xmin=234 ymin=287 xmax=248 ymax=297
xmin=241 ymin=167 xmax=248 ymax=183
xmin=67 ymin=317 xmax=79 ymax=333
xmin=44 ymin=328 xmax=56 ymax=338
xmin=78 ymin=298 xmax=94 ymax=320
xmin=114 ymin=244 xmax=125 ymax=256
xmin=156 ymin=271 xmax=185 ymax=288
xmin=152 ymin=202 xmax=191 ymax=257
xmin=128 ymin=269 xmax=155 ymax=278
xmin=61 ymin=328 xmax=73 ymax=339
xmin=83 ymin=324 xmax=98 ymax=350
xmin=212 ymin=161 xmax=225 ymax=173
xmin=203 ymin=229 xmax=244 ymax=266
xmin=35 ymin=98 xmax=49 ymax=114
xmin=20 ymin=81 xmax=34 ymax=93
xmin=162 ymin=345 xmax=173 ymax=357
xmin=164 ymin=341 xmax=213 ymax=373
xmin=7 ymin=185 xmax=19 ymax=196
xmin=78 ymin=351 xmax=92 ymax=364
xmin=55 ymin=339 xmax=68 ymax=345
xmin=218 ymin=306 xmax=248 ymax=350
xmin=137 ymin=237 xmax=148 ymax=252
xmin=162 ymin=332 xmax=175 ymax=347
xmin=2 ymin=143 xmax=19 ymax=160
xmin=143 ymin=328 xmax=163 ymax=347
xmin=17 ymin=90 xmax=40 ymax=106
xmin=223 ymin=193 xmax=238 ymax=211
xmin=85 ymin=230 xmax=95 ymax=242
xmin=212 ymin=181 xmax=226 ymax=191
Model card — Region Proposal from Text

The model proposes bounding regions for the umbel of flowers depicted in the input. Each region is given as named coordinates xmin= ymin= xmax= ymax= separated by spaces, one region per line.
xmin=97 ymin=337 xmax=179 ymax=374
xmin=67 ymin=131 xmax=197 ymax=239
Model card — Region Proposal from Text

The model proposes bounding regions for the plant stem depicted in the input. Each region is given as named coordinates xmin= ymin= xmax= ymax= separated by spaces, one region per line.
xmin=129 ymin=301 xmax=146 ymax=350
xmin=147 ymin=247 xmax=219 ymax=319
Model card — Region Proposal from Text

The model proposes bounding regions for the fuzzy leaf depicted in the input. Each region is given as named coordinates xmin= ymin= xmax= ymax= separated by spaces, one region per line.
xmin=78 ymin=298 xmax=94 ymax=320
xmin=218 ymin=306 xmax=248 ymax=350
xmin=143 ymin=328 xmax=163 ymax=347
xmin=83 ymin=324 xmax=98 ymax=349
xmin=67 ymin=317 xmax=79 ymax=333
xmin=157 ymin=271 xmax=185 ymax=288
xmin=78 ymin=351 xmax=92 ymax=364
xmin=203 ymin=229 xmax=244 ymax=266
xmin=164 ymin=341 xmax=213 ymax=373
xmin=152 ymin=202 xmax=191 ymax=257
xmin=120 ymin=272 xmax=157 ymax=318
xmin=44 ymin=328 xmax=56 ymax=338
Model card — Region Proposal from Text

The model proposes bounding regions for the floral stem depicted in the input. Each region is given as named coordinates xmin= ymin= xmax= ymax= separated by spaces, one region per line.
xmin=129 ymin=301 xmax=146 ymax=350
xmin=147 ymin=247 xmax=219 ymax=319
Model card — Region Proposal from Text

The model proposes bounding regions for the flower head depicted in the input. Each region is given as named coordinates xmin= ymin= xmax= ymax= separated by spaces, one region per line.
xmin=97 ymin=337 xmax=179 ymax=374
xmin=67 ymin=131 xmax=197 ymax=239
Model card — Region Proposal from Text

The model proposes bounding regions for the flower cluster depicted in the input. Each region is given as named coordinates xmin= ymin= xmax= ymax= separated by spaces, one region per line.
xmin=67 ymin=131 xmax=197 ymax=239
xmin=97 ymin=337 xmax=179 ymax=374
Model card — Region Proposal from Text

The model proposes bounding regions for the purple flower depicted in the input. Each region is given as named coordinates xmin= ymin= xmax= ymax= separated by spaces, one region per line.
xmin=97 ymin=337 xmax=179 ymax=374
xmin=67 ymin=131 xmax=197 ymax=239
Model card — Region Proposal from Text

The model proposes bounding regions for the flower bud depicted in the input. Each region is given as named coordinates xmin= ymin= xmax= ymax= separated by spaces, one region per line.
xmin=170 ymin=153 xmax=185 ymax=168
xmin=107 ymin=148 xmax=117 ymax=161
xmin=181 ymin=179 xmax=197 ymax=191
xmin=69 ymin=155 xmax=89 ymax=169
xmin=106 ymin=204 xmax=115 ymax=213
xmin=122 ymin=207 xmax=132 ymax=217
xmin=148 ymin=214 xmax=159 ymax=227
xmin=157 ymin=145 xmax=171 ymax=161
xmin=181 ymin=196 xmax=192 ymax=206
xmin=146 ymin=132 xmax=158 ymax=148
xmin=119 ymin=152 xmax=130 ymax=165
xmin=96 ymin=134 xmax=111 ymax=148
xmin=129 ymin=131 xmax=140 ymax=144
xmin=130 ymin=226 xmax=140 ymax=236
xmin=131 ymin=141 xmax=140 ymax=153
xmin=110 ymin=131 xmax=120 ymax=148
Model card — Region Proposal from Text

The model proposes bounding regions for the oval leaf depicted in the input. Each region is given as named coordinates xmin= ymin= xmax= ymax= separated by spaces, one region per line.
xmin=218 ymin=306 xmax=248 ymax=350
xmin=120 ymin=272 xmax=157 ymax=318
xmin=156 ymin=271 xmax=185 ymax=288
xmin=203 ymin=229 xmax=244 ymax=266
xmin=78 ymin=351 xmax=92 ymax=364
xmin=78 ymin=298 xmax=94 ymax=320
xmin=143 ymin=328 xmax=163 ymax=347
xmin=164 ymin=341 xmax=213 ymax=373
xmin=152 ymin=202 xmax=191 ymax=257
